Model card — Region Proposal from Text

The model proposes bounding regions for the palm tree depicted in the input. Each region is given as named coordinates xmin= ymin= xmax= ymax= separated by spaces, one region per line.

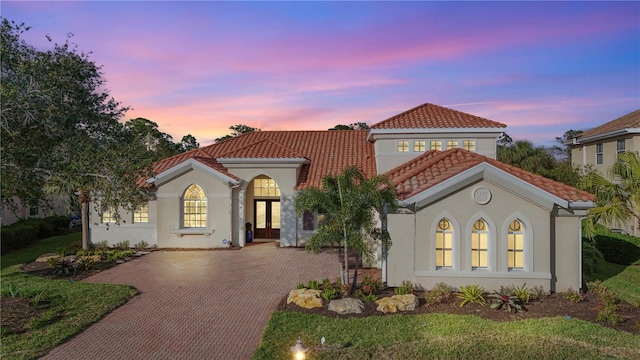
xmin=295 ymin=166 xmax=397 ymax=294
xmin=497 ymin=140 xmax=555 ymax=177
xmin=580 ymin=151 xmax=640 ymax=236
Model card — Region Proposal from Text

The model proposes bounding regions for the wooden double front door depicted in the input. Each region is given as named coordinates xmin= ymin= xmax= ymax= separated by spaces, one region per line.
xmin=254 ymin=200 xmax=280 ymax=239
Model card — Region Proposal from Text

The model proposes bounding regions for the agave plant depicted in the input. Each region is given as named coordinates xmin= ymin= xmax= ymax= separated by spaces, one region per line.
xmin=488 ymin=291 xmax=523 ymax=312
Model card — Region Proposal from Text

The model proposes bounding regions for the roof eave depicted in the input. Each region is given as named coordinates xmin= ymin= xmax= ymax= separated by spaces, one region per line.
xmin=147 ymin=158 xmax=239 ymax=186
xmin=573 ymin=128 xmax=640 ymax=145
xmin=217 ymin=157 xmax=309 ymax=165
xmin=367 ymin=127 xmax=505 ymax=141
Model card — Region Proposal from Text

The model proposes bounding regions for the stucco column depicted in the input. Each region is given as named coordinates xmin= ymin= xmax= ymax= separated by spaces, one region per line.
xmin=279 ymin=194 xmax=296 ymax=247
xmin=553 ymin=215 xmax=582 ymax=292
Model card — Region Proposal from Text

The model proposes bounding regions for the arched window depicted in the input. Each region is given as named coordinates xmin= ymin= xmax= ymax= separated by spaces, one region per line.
xmin=435 ymin=218 xmax=453 ymax=269
xmin=507 ymin=219 xmax=524 ymax=270
xmin=471 ymin=219 xmax=488 ymax=269
xmin=253 ymin=176 xmax=280 ymax=197
xmin=183 ymin=184 xmax=206 ymax=228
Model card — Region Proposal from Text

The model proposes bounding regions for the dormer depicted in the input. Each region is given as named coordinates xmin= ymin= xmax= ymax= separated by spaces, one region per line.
xmin=367 ymin=103 xmax=506 ymax=173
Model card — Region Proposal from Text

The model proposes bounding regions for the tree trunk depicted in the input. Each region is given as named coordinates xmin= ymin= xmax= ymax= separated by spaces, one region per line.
xmin=79 ymin=191 xmax=90 ymax=250
xmin=349 ymin=253 xmax=360 ymax=295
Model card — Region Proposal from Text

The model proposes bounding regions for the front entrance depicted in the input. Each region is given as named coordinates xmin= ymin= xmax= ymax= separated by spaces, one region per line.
xmin=254 ymin=200 xmax=280 ymax=239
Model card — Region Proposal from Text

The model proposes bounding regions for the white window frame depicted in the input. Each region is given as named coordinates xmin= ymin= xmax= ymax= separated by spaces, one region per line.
xmin=183 ymin=184 xmax=207 ymax=228
xmin=397 ymin=141 xmax=409 ymax=152
xmin=413 ymin=140 xmax=425 ymax=152
xmin=507 ymin=219 xmax=525 ymax=270
xmin=616 ymin=139 xmax=625 ymax=155
xmin=463 ymin=140 xmax=476 ymax=152
xmin=133 ymin=204 xmax=149 ymax=223
xmin=430 ymin=140 xmax=442 ymax=151
xmin=595 ymin=143 xmax=603 ymax=165
xmin=101 ymin=205 xmax=116 ymax=223
xmin=470 ymin=219 xmax=489 ymax=269
xmin=446 ymin=140 xmax=459 ymax=150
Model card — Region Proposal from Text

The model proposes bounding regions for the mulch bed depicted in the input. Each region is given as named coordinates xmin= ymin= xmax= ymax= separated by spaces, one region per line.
xmin=277 ymin=288 xmax=640 ymax=334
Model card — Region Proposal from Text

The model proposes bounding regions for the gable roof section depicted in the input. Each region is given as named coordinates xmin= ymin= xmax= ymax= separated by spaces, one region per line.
xmin=387 ymin=148 xmax=595 ymax=206
xmin=150 ymin=130 xmax=376 ymax=189
xmin=370 ymin=103 xmax=507 ymax=130
xmin=574 ymin=109 xmax=640 ymax=144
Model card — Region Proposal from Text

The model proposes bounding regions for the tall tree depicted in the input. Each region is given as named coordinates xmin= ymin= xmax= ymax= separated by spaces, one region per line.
xmin=579 ymin=152 xmax=640 ymax=236
xmin=295 ymin=166 xmax=397 ymax=293
xmin=215 ymin=124 xmax=259 ymax=143
xmin=497 ymin=140 xmax=555 ymax=177
xmin=1 ymin=19 xmax=154 ymax=249
xmin=124 ymin=118 xmax=199 ymax=158
xmin=178 ymin=134 xmax=199 ymax=152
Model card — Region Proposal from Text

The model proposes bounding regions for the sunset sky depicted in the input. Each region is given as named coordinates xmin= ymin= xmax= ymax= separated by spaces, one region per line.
xmin=4 ymin=1 xmax=639 ymax=147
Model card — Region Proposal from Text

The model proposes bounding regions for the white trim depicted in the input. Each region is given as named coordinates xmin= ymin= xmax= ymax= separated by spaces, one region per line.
xmin=465 ymin=213 xmax=497 ymax=272
xmin=368 ymin=128 xmax=503 ymax=141
xmin=217 ymin=158 xmax=308 ymax=165
xmin=170 ymin=228 xmax=215 ymax=238
xmin=501 ymin=214 xmax=534 ymax=272
xmin=574 ymin=128 xmax=640 ymax=144
xmin=429 ymin=212 xmax=461 ymax=271
xmin=148 ymin=158 xmax=239 ymax=186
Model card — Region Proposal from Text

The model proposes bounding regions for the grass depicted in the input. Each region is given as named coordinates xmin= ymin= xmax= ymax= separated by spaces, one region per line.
xmin=0 ymin=233 xmax=137 ymax=360
xmin=253 ymin=311 xmax=640 ymax=359
xmin=1 ymin=232 xmax=81 ymax=270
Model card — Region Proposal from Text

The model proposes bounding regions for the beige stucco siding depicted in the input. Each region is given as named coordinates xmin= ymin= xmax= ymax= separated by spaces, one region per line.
xmin=90 ymin=201 xmax=158 ymax=247
xmin=374 ymin=135 xmax=498 ymax=173
xmin=156 ymin=167 xmax=233 ymax=248
xmin=387 ymin=180 xmax=560 ymax=291
xmin=553 ymin=215 xmax=582 ymax=292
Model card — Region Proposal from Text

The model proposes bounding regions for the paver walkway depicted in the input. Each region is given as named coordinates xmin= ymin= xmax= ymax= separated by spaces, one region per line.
xmin=41 ymin=243 xmax=337 ymax=360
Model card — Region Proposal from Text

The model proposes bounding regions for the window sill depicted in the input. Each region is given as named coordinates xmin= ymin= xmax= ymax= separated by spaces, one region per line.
xmin=171 ymin=228 xmax=215 ymax=238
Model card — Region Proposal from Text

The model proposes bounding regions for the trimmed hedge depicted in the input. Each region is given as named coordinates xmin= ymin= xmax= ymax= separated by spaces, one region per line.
xmin=590 ymin=233 xmax=640 ymax=266
xmin=1 ymin=216 xmax=70 ymax=253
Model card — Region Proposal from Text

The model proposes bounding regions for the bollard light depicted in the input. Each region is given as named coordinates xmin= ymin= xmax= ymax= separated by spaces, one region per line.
xmin=290 ymin=337 xmax=308 ymax=360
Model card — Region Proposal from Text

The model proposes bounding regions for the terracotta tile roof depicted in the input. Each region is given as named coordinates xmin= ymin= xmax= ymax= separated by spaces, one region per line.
xmin=370 ymin=103 xmax=507 ymax=130
xmin=386 ymin=148 xmax=595 ymax=203
xmin=577 ymin=109 xmax=640 ymax=141
xmin=151 ymin=130 xmax=376 ymax=189
xmin=217 ymin=138 xmax=307 ymax=160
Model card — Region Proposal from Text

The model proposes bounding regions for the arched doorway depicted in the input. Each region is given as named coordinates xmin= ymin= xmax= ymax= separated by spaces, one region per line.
xmin=250 ymin=176 xmax=280 ymax=240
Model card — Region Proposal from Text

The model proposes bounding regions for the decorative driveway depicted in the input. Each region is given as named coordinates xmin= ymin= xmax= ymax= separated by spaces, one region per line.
xmin=41 ymin=243 xmax=337 ymax=360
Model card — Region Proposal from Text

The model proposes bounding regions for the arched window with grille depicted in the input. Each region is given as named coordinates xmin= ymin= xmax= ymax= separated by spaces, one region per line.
xmin=183 ymin=184 xmax=206 ymax=228
xmin=507 ymin=219 xmax=524 ymax=270
xmin=471 ymin=219 xmax=488 ymax=269
xmin=435 ymin=218 xmax=453 ymax=269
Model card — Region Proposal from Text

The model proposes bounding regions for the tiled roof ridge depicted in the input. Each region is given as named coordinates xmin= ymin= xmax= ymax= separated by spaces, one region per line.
xmin=215 ymin=138 xmax=306 ymax=159
xmin=370 ymin=102 xmax=507 ymax=129
xmin=577 ymin=109 xmax=640 ymax=139
xmin=387 ymin=148 xmax=482 ymax=185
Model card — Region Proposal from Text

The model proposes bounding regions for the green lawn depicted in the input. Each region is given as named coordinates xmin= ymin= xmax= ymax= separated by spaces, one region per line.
xmin=253 ymin=311 xmax=640 ymax=359
xmin=1 ymin=232 xmax=81 ymax=269
xmin=1 ymin=233 xmax=137 ymax=360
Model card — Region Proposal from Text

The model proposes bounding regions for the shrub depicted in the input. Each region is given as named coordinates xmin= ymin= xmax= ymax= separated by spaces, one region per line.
xmin=425 ymin=282 xmax=453 ymax=305
xmin=134 ymin=240 xmax=149 ymax=249
xmin=488 ymin=291 xmax=523 ymax=312
xmin=321 ymin=288 xmax=339 ymax=301
xmin=563 ymin=289 xmax=585 ymax=303
xmin=46 ymin=257 xmax=61 ymax=269
xmin=321 ymin=278 xmax=332 ymax=289
xmin=582 ymin=240 xmax=605 ymax=275
xmin=457 ymin=285 xmax=486 ymax=307
xmin=114 ymin=240 xmax=130 ymax=250
xmin=530 ymin=286 xmax=549 ymax=300
xmin=591 ymin=234 xmax=640 ymax=265
xmin=306 ymin=280 xmax=319 ymax=290
xmin=296 ymin=282 xmax=305 ymax=290
xmin=508 ymin=283 xmax=531 ymax=303
xmin=360 ymin=275 xmax=382 ymax=293
xmin=94 ymin=240 xmax=109 ymax=251
xmin=394 ymin=280 xmax=413 ymax=295
xmin=53 ymin=258 xmax=77 ymax=276
xmin=77 ymin=256 xmax=97 ymax=271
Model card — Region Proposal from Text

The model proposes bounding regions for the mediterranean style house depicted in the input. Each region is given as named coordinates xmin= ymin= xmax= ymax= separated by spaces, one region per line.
xmin=568 ymin=109 xmax=640 ymax=237
xmin=90 ymin=102 xmax=595 ymax=292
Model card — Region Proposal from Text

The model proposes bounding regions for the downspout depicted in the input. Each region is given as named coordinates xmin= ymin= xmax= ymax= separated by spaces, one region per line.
xmin=578 ymin=215 xmax=586 ymax=292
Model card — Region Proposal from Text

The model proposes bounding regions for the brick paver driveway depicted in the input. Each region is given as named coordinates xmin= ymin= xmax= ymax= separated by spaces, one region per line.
xmin=41 ymin=243 xmax=337 ymax=360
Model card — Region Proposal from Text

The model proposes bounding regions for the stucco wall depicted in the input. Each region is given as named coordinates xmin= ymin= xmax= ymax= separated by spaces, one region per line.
xmin=387 ymin=180 xmax=563 ymax=291
xmin=374 ymin=135 xmax=498 ymax=173
xmin=553 ymin=215 xmax=582 ymax=292
xmin=155 ymin=167 xmax=233 ymax=248
xmin=90 ymin=201 xmax=158 ymax=247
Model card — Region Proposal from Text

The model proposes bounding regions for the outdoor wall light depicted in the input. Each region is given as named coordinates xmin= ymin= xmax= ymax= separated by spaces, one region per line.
xmin=290 ymin=337 xmax=308 ymax=360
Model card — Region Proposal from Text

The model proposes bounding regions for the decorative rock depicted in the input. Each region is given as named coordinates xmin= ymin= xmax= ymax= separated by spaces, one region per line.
xmin=35 ymin=253 xmax=59 ymax=263
xmin=287 ymin=289 xmax=323 ymax=309
xmin=375 ymin=294 xmax=419 ymax=314
xmin=393 ymin=294 xmax=419 ymax=311
xmin=375 ymin=297 xmax=399 ymax=314
xmin=328 ymin=298 xmax=364 ymax=314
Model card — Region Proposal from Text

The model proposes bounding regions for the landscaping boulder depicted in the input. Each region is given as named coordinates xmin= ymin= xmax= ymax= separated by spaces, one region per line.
xmin=287 ymin=289 xmax=323 ymax=309
xmin=35 ymin=253 xmax=58 ymax=263
xmin=328 ymin=298 xmax=364 ymax=314
xmin=375 ymin=294 xmax=419 ymax=314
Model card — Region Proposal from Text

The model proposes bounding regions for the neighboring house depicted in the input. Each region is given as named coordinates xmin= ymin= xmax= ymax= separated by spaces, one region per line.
xmin=1 ymin=196 xmax=68 ymax=226
xmin=568 ymin=109 xmax=640 ymax=237
xmin=90 ymin=102 xmax=595 ymax=292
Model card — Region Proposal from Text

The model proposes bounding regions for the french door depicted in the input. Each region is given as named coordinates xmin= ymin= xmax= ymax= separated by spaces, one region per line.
xmin=254 ymin=200 xmax=280 ymax=239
